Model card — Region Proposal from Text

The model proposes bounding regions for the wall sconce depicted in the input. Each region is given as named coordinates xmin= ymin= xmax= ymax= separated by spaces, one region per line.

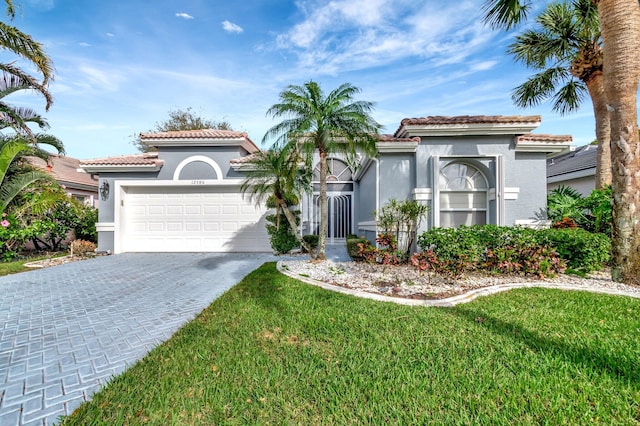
xmin=100 ymin=181 xmax=110 ymax=201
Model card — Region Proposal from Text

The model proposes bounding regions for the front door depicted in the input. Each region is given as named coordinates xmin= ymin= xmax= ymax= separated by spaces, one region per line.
xmin=312 ymin=192 xmax=353 ymax=244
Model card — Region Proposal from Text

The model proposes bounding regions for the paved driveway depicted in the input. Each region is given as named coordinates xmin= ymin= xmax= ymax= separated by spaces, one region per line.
xmin=0 ymin=252 xmax=281 ymax=426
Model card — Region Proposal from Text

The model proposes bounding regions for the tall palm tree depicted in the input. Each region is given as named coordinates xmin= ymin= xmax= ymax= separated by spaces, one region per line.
xmin=0 ymin=73 xmax=50 ymax=135
xmin=483 ymin=0 xmax=640 ymax=284
xmin=0 ymin=0 xmax=54 ymax=110
xmin=263 ymin=81 xmax=380 ymax=260
xmin=240 ymin=145 xmax=314 ymax=254
xmin=509 ymin=0 xmax=611 ymax=188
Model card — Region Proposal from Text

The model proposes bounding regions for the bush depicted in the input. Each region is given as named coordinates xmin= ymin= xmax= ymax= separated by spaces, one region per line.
xmin=415 ymin=225 xmax=564 ymax=278
xmin=74 ymin=205 xmax=98 ymax=243
xmin=346 ymin=235 xmax=368 ymax=259
xmin=535 ymin=228 xmax=610 ymax=273
xmin=266 ymin=213 xmax=299 ymax=254
xmin=71 ymin=239 xmax=96 ymax=256
xmin=302 ymin=234 xmax=319 ymax=252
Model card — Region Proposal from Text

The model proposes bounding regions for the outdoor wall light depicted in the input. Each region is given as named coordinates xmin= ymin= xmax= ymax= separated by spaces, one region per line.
xmin=100 ymin=180 xmax=110 ymax=201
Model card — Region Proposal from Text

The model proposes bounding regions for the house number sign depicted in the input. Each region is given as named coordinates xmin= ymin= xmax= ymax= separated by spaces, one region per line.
xmin=191 ymin=180 xmax=205 ymax=185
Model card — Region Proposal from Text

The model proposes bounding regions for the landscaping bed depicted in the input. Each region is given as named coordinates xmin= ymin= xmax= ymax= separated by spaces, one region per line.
xmin=280 ymin=259 xmax=640 ymax=300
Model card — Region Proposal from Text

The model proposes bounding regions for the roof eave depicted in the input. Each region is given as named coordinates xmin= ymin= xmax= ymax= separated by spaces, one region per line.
xmin=376 ymin=141 xmax=418 ymax=153
xmin=515 ymin=142 xmax=572 ymax=157
xmin=396 ymin=122 xmax=541 ymax=138
xmin=79 ymin=164 xmax=163 ymax=173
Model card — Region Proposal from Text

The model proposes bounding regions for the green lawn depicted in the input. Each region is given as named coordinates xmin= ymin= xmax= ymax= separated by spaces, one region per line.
xmin=61 ymin=263 xmax=640 ymax=425
xmin=0 ymin=254 xmax=64 ymax=276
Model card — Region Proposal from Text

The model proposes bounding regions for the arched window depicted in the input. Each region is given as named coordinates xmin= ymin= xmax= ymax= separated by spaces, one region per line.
xmin=439 ymin=162 xmax=488 ymax=228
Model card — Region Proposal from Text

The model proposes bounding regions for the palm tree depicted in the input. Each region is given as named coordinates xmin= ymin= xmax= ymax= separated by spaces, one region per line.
xmin=508 ymin=0 xmax=611 ymax=188
xmin=0 ymin=0 xmax=54 ymax=110
xmin=240 ymin=145 xmax=314 ymax=254
xmin=483 ymin=0 xmax=640 ymax=285
xmin=263 ymin=81 xmax=380 ymax=260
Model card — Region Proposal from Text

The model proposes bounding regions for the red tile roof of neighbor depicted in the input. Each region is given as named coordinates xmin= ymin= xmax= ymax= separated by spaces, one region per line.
xmin=140 ymin=129 xmax=260 ymax=153
xmin=79 ymin=152 xmax=164 ymax=167
xmin=400 ymin=115 xmax=542 ymax=126
xmin=28 ymin=155 xmax=97 ymax=189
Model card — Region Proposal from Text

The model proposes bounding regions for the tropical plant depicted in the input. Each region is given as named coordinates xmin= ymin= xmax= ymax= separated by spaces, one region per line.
xmin=240 ymin=146 xmax=313 ymax=253
xmin=508 ymin=0 xmax=611 ymax=188
xmin=0 ymin=0 xmax=54 ymax=110
xmin=133 ymin=107 xmax=233 ymax=152
xmin=375 ymin=199 xmax=429 ymax=260
xmin=263 ymin=81 xmax=380 ymax=260
xmin=483 ymin=0 xmax=640 ymax=284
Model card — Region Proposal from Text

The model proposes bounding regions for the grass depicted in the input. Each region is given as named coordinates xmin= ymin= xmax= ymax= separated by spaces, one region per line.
xmin=61 ymin=263 xmax=640 ymax=425
xmin=0 ymin=253 xmax=66 ymax=276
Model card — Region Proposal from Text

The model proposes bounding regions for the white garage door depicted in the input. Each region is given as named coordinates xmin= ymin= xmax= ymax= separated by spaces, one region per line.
xmin=120 ymin=185 xmax=271 ymax=252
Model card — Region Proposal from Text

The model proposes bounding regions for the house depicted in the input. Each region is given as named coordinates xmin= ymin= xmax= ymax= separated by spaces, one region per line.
xmin=546 ymin=144 xmax=597 ymax=196
xmin=80 ymin=116 xmax=572 ymax=254
xmin=28 ymin=155 xmax=99 ymax=207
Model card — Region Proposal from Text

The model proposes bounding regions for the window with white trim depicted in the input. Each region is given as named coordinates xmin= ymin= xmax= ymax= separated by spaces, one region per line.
xmin=438 ymin=162 xmax=488 ymax=228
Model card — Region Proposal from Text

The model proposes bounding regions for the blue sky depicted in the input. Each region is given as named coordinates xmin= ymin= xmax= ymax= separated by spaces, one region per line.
xmin=9 ymin=0 xmax=598 ymax=159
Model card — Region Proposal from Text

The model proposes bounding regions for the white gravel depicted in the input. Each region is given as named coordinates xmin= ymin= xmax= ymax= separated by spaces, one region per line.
xmin=279 ymin=259 xmax=640 ymax=302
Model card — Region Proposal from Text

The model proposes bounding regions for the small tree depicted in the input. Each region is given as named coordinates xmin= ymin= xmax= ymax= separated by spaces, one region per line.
xmin=376 ymin=199 xmax=429 ymax=259
xmin=132 ymin=107 xmax=233 ymax=152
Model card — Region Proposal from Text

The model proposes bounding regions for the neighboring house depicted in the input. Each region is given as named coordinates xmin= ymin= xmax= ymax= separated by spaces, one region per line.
xmin=80 ymin=116 xmax=572 ymax=254
xmin=546 ymin=144 xmax=597 ymax=196
xmin=28 ymin=155 xmax=99 ymax=207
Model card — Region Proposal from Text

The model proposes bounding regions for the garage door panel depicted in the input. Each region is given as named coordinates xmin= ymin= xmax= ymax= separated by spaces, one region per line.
xmin=121 ymin=186 xmax=271 ymax=252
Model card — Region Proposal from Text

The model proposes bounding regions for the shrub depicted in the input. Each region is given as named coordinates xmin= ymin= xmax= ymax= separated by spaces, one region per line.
xmin=415 ymin=225 xmax=564 ymax=278
xmin=0 ymin=214 xmax=33 ymax=261
xmin=346 ymin=235 xmax=367 ymax=259
xmin=375 ymin=199 xmax=429 ymax=258
xmin=74 ymin=205 xmax=98 ymax=243
xmin=535 ymin=228 xmax=610 ymax=273
xmin=302 ymin=234 xmax=319 ymax=252
xmin=71 ymin=239 xmax=96 ymax=256
xmin=266 ymin=213 xmax=300 ymax=254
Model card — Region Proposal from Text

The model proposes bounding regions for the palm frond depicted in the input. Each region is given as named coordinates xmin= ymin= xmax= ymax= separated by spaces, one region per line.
xmin=482 ymin=0 xmax=531 ymax=30
xmin=0 ymin=169 xmax=52 ymax=212
xmin=0 ymin=22 xmax=55 ymax=85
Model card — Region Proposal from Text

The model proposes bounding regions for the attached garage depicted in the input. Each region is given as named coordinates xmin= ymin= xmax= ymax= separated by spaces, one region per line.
xmin=80 ymin=129 xmax=274 ymax=254
xmin=117 ymin=184 xmax=270 ymax=253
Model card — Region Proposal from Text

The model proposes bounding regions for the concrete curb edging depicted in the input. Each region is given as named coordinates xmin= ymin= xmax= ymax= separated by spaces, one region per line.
xmin=276 ymin=261 xmax=640 ymax=307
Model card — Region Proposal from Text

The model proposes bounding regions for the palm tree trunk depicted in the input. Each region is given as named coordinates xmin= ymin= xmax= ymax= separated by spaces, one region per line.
xmin=277 ymin=198 xmax=313 ymax=254
xmin=598 ymin=0 xmax=640 ymax=284
xmin=317 ymin=150 xmax=328 ymax=260
xmin=585 ymin=73 xmax=611 ymax=189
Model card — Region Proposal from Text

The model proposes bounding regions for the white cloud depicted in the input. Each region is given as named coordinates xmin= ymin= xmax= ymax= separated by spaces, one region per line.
xmin=222 ymin=20 xmax=244 ymax=34
xmin=275 ymin=0 xmax=500 ymax=76
xmin=78 ymin=42 xmax=91 ymax=47
xmin=106 ymin=32 xmax=115 ymax=37
xmin=175 ymin=12 xmax=194 ymax=19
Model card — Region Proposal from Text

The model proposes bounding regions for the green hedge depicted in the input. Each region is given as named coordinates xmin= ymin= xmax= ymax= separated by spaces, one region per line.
xmin=535 ymin=228 xmax=610 ymax=272
xmin=417 ymin=225 xmax=609 ymax=275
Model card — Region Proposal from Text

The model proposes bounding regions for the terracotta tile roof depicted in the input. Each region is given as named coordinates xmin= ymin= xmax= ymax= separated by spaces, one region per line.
xmin=516 ymin=134 xmax=573 ymax=143
xmin=79 ymin=152 xmax=164 ymax=167
xmin=377 ymin=134 xmax=421 ymax=143
xmin=140 ymin=129 xmax=259 ymax=153
xmin=229 ymin=153 xmax=259 ymax=164
xmin=28 ymin=155 xmax=97 ymax=189
xmin=400 ymin=115 xmax=542 ymax=126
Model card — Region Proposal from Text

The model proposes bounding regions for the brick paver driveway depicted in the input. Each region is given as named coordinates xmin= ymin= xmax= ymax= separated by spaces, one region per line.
xmin=0 ymin=252 xmax=280 ymax=426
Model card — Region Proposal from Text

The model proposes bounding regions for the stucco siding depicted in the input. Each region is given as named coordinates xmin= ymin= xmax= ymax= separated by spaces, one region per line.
xmin=547 ymin=176 xmax=594 ymax=196
xmin=506 ymin=152 xmax=548 ymax=223
xmin=379 ymin=154 xmax=414 ymax=206
xmin=356 ymin=160 xmax=377 ymax=225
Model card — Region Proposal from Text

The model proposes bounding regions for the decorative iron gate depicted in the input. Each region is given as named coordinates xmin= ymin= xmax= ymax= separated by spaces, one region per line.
xmin=312 ymin=193 xmax=353 ymax=244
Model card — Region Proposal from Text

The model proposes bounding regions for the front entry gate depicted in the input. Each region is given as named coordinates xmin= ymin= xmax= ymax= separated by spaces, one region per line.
xmin=312 ymin=192 xmax=353 ymax=244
